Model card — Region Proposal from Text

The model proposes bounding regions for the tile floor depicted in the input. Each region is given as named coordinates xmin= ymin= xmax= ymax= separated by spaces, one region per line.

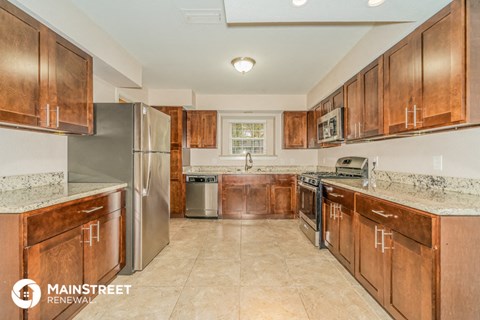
xmin=75 ymin=219 xmax=393 ymax=320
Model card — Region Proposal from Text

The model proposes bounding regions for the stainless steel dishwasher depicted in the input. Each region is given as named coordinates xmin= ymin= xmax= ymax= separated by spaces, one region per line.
xmin=185 ymin=175 xmax=219 ymax=218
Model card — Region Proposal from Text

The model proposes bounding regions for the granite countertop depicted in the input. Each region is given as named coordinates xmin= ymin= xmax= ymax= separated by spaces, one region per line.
xmin=186 ymin=171 xmax=301 ymax=175
xmin=0 ymin=183 xmax=127 ymax=214
xmin=322 ymin=178 xmax=480 ymax=216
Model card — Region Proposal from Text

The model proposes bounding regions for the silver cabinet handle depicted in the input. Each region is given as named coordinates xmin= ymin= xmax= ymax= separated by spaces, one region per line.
xmin=325 ymin=186 xmax=333 ymax=192
xmin=302 ymin=193 xmax=305 ymax=208
xmin=354 ymin=123 xmax=357 ymax=138
xmin=46 ymin=104 xmax=50 ymax=127
xmin=405 ymin=105 xmax=409 ymax=128
xmin=80 ymin=206 xmax=104 ymax=214
xmin=381 ymin=230 xmax=394 ymax=253
xmin=92 ymin=221 xmax=100 ymax=242
xmin=56 ymin=106 xmax=60 ymax=128
xmin=371 ymin=209 xmax=395 ymax=218
xmin=358 ymin=122 xmax=362 ymax=138
xmin=82 ymin=225 xmax=93 ymax=247
xmin=374 ymin=225 xmax=380 ymax=249
xmin=330 ymin=193 xmax=344 ymax=198
xmin=329 ymin=204 xmax=333 ymax=219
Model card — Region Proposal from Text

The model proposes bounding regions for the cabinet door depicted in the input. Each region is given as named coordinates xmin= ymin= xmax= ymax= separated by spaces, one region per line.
xmin=270 ymin=180 xmax=295 ymax=217
xmin=25 ymin=226 xmax=84 ymax=320
xmin=307 ymin=109 xmax=319 ymax=149
xmin=222 ymin=184 xmax=246 ymax=218
xmin=324 ymin=200 xmax=339 ymax=253
xmin=186 ymin=111 xmax=202 ymax=148
xmin=417 ymin=3 xmax=465 ymax=129
xmin=361 ymin=57 xmax=384 ymax=138
xmin=49 ymin=31 xmax=93 ymax=134
xmin=0 ymin=1 xmax=48 ymax=127
xmin=201 ymin=111 xmax=217 ymax=148
xmin=170 ymin=179 xmax=185 ymax=218
xmin=384 ymin=36 xmax=417 ymax=134
xmin=245 ymin=184 xmax=271 ymax=216
xmin=84 ymin=210 xmax=124 ymax=287
xmin=384 ymin=231 xmax=434 ymax=320
xmin=283 ymin=111 xmax=307 ymax=149
xmin=355 ymin=214 xmax=384 ymax=304
xmin=337 ymin=206 xmax=355 ymax=274
xmin=321 ymin=98 xmax=332 ymax=116
xmin=332 ymin=88 xmax=344 ymax=110
xmin=156 ymin=107 xmax=183 ymax=147
xmin=170 ymin=148 xmax=183 ymax=181
xmin=344 ymin=75 xmax=361 ymax=140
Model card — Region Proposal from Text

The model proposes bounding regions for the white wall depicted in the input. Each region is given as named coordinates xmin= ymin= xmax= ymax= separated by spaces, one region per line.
xmin=196 ymin=94 xmax=306 ymax=111
xmin=0 ymin=128 xmax=67 ymax=177
xmin=149 ymin=89 xmax=196 ymax=107
xmin=318 ymin=127 xmax=480 ymax=179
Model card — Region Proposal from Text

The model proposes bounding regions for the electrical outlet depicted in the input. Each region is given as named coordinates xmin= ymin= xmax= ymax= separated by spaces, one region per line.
xmin=433 ymin=155 xmax=443 ymax=171
xmin=372 ymin=156 xmax=379 ymax=168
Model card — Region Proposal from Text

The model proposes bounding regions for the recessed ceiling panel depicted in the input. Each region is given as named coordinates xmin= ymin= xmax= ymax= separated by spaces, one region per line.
xmin=224 ymin=0 xmax=452 ymax=23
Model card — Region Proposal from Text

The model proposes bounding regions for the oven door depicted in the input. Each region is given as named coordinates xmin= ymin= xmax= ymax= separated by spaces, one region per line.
xmin=297 ymin=182 xmax=318 ymax=230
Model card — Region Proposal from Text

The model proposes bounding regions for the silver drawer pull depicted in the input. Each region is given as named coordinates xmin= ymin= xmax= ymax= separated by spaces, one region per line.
xmin=81 ymin=206 xmax=104 ymax=214
xmin=330 ymin=193 xmax=344 ymax=198
xmin=326 ymin=186 xmax=333 ymax=192
xmin=372 ymin=209 xmax=395 ymax=218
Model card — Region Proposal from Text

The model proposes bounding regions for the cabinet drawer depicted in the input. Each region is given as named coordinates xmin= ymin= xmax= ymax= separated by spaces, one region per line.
xmin=356 ymin=194 xmax=434 ymax=247
xmin=26 ymin=190 xmax=124 ymax=246
xmin=323 ymin=184 xmax=355 ymax=211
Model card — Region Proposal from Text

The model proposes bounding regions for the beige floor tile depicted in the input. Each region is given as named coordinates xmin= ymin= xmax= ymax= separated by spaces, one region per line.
xmin=186 ymin=259 xmax=241 ymax=287
xmin=241 ymin=256 xmax=293 ymax=287
xmin=155 ymin=241 xmax=202 ymax=260
xmin=125 ymin=258 xmax=195 ymax=287
xmin=170 ymin=286 xmax=240 ymax=320
xmin=198 ymin=241 xmax=241 ymax=260
xmin=240 ymin=287 xmax=309 ymax=320
xmin=205 ymin=225 xmax=242 ymax=242
xmin=286 ymin=257 xmax=344 ymax=287
xmin=241 ymin=241 xmax=283 ymax=259
xmin=99 ymin=286 xmax=181 ymax=320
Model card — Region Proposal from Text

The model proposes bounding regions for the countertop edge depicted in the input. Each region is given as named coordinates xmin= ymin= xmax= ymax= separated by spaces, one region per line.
xmin=0 ymin=183 xmax=127 ymax=214
xmin=322 ymin=179 xmax=480 ymax=216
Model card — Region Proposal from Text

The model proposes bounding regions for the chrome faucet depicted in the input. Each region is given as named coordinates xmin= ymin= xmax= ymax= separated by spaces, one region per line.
xmin=245 ymin=152 xmax=253 ymax=172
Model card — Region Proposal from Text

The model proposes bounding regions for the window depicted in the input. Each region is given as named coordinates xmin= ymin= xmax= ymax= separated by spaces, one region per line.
xmin=230 ymin=122 xmax=266 ymax=155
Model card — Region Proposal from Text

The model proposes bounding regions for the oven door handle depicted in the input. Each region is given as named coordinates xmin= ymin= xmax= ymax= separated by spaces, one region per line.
xmin=298 ymin=182 xmax=318 ymax=193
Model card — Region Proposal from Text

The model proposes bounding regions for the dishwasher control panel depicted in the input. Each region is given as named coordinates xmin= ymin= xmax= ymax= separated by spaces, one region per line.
xmin=186 ymin=175 xmax=218 ymax=183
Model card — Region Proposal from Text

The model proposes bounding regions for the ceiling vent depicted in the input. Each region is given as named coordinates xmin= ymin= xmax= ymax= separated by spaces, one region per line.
xmin=182 ymin=9 xmax=223 ymax=24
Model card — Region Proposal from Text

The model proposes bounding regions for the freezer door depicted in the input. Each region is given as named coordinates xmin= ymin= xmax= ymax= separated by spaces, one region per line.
xmin=133 ymin=152 xmax=170 ymax=271
xmin=134 ymin=104 xmax=171 ymax=152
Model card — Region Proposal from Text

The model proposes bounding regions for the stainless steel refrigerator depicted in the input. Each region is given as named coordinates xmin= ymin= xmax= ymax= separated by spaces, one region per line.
xmin=68 ymin=103 xmax=170 ymax=274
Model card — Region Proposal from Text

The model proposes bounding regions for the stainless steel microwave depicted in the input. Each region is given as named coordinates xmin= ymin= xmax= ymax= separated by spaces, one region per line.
xmin=317 ymin=107 xmax=344 ymax=143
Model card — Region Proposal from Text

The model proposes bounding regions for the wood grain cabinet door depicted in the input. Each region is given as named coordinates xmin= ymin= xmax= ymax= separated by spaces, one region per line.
xmin=416 ymin=3 xmax=465 ymax=129
xmin=222 ymin=184 xmax=246 ymax=218
xmin=384 ymin=231 xmax=434 ymax=320
xmin=270 ymin=183 xmax=295 ymax=217
xmin=324 ymin=200 xmax=339 ymax=253
xmin=48 ymin=31 xmax=93 ymax=134
xmin=355 ymin=214 xmax=385 ymax=304
xmin=84 ymin=210 xmax=124 ymax=287
xmin=25 ymin=226 xmax=84 ymax=320
xmin=361 ymin=56 xmax=384 ymax=138
xmin=344 ymin=75 xmax=362 ymax=141
xmin=283 ymin=111 xmax=307 ymax=149
xmin=170 ymin=180 xmax=186 ymax=217
xmin=337 ymin=206 xmax=355 ymax=274
xmin=201 ymin=111 xmax=217 ymax=148
xmin=384 ymin=36 xmax=417 ymax=134
xmin=186 ymin=111 xmax=203 ymax=148
xmin=0 ymin=1 xmax=48 ymax=128
xmin=307 ymin=109 xmax=319 ymax=149
xmin=245 ymin=184 xmax=271 ymax=216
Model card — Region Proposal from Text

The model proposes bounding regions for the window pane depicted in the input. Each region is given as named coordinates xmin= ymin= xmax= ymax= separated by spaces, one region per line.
xmin=230 ymin=122 xmax=266 ymax=155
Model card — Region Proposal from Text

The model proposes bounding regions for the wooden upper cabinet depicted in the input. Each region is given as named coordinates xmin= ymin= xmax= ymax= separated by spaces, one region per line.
xmin=361 ymin=57 xmax=384 ymax=138
xmin=307 ymin=108 xmax=320 ymax=149
xmin=0 ymin=0 xmax=47 ymax=128
xmin=0 ymin=1 xmax=93 ymax=134
xmin=49 ymin=32 xmax=93 ymax=134
xmin=283 ymin=111 xmax=307 ymax=149
xmin=186 ymin=110 xmax=217 ymax=148
xmin=385 ymin=2 xmax=466 ymax=134
xmin=155 ymin=107 xmax=185 ymax=148
xmin=344 ymin=75 xmax=361 ymax=140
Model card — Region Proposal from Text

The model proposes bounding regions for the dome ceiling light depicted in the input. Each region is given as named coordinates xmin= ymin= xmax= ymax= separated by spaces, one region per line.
xmin=231 ymin=57 xmax=256 ymax=74
xmin=292 ymin=0 xmax=308 ymax=7
xmin=368 ymin=0 xmax=385 ymax=7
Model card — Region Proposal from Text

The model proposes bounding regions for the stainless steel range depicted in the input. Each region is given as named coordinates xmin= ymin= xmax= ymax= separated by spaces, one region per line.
xmin=297 ymin=157 xmax=368 ymax=247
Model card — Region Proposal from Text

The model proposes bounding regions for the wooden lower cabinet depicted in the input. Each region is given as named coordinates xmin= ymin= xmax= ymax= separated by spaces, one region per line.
xmin=0 ymin=189 xmax=126 ymax=320
xmin=220 ymin=174 xmax=296 ymax=219
xmin=170 ymin=179 xmax=186 ymax=218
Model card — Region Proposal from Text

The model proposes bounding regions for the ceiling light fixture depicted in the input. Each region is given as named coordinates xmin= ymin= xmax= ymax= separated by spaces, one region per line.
xmin=367 ymin=0 xmax=385 ymax=7
xmin=231 ymin=57 xmax=256 ymax=74
xmin=292 ymin=0 xmax=308 ymax=7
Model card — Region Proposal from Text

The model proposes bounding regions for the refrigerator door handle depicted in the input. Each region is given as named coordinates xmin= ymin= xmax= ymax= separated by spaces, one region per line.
xmin=143 ymin=153 xmax=152 ymax=197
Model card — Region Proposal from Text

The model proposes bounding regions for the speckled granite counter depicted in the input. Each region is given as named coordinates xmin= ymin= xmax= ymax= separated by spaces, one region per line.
xmin=0 ymin=182 xmax=127 ymax=214
xmin=184 ymin=165 xmax=323 ymax=175
xmin=322 ymin=178 xmax=480 ymax=216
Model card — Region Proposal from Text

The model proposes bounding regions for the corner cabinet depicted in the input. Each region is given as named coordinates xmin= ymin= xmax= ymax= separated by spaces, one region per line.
xmin=186 ymin=110 xmax=217 ymax=148
xmin=282 ymin=111 xmax=307 ymax=149
xmin=0 ymin=189 xmax=126 ymax=320
xmin=0 ymin=0 xmax=93 ymax=134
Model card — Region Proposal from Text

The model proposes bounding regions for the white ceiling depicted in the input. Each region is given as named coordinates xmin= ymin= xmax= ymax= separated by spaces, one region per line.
xmin=69 ymin=0 xmax=450 ymax=95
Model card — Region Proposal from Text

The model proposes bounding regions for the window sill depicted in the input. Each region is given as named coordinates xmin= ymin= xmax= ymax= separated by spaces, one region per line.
xmin=218 ymin=155 xmax=278 ymax=161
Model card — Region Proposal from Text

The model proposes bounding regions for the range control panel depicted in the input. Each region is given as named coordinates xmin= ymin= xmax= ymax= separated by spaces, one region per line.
xmin=186 ymin=175 xmax=218 ymax=183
